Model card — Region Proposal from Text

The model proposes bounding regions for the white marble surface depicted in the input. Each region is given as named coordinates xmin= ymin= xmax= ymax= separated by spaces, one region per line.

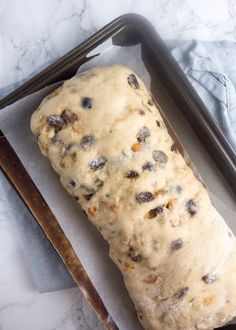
xmin=1 ymin=0 xmax=236 ymax=97
xmin=1 ymin=1 xmax=236 ymax=329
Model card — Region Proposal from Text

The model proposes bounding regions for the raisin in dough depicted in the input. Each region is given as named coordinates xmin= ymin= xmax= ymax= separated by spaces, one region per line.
xmin=31 ymin=65 xmax=236 ymax=330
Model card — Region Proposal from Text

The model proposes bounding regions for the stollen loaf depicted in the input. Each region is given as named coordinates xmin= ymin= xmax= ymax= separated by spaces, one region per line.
xmin=31 ymin=65 xmax=236 ymax=330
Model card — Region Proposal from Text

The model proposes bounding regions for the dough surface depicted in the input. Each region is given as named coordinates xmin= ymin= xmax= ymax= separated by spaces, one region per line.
xmin=31 ymin=65 xmax=236 ymax=330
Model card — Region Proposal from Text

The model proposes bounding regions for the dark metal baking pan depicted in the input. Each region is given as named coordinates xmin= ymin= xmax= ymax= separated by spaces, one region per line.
xmin=0 ymin=14 xmax=235 ymax=330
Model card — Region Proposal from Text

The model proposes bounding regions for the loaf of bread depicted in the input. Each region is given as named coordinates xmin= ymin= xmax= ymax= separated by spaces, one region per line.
xmin=31 ymin=65 xmax=236 ymax=330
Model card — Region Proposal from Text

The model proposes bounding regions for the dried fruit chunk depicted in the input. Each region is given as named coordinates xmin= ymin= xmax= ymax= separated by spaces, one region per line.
xmin=155 ymin=188 xmax=166 ymax=197
xmin=147 ymin=99 xmax=154 ymax=106
xmin=136 ymin=192 xmax=155 ymax=204
xmin=138 ymin=109 xmax=145 ymax=116
xmin=186 ymin=199 xmax=199 ymax=215
xmin=152 ymin=150 xmax=168 ymax=165
xmin=176 ymin=185 xmax=183 ymax=193
xmin=147 ymin=206 xmax=164 ymax=219
xmin=142 ymin=161 xmax=154 ymax=171
xmin=143 ymin=274 xmax=157 ymax=284
xmin=47 ymin=115 xmax=65 ymax=132
xmin=125 ymin=170 xmax=139 ymax=179
xmin=62 ymin=109 xmax=78 ymax=123
xmin=87 ymin=206 xmax=97 ymax=217
xmin=83 ymin=193 xmax=94 ymax=201
xmin=202 ymin=273 xmax=217 ymax=284
xmin=137 ymin=127 xmax=151 ymax=143
xmin=123 ymin=262 xmax=135 ymax=270
xmin=81 ymin=97 xmax=92 ymax=109
xmin=128 ymin=247 xmax=141 ymax=262
xmin=69 ymin=180 xmax=76 ymax=187
xmin=80 ymin=135 xmax=95 ymax=150
xmin=204 ymin=296 xmax=215 ymax=305
xmin=166 ymin=198 xmax=177 ymax=210
xmin=108 ymin=203 xmax=116 ymax=212
xmin=127 ymin=74 xmax=139 ymax=89
xmin=89 ymin=155 xmax=107 ymax=170
xmin=131 ymin=143 xmax=142 ymax=152
xmin=174 ymin=287 xmax=189 ymax=299
xmin=171 ymin=143 xmax=178 ymax=153
xmin=170 ymin=239 xmax=183 ymax=251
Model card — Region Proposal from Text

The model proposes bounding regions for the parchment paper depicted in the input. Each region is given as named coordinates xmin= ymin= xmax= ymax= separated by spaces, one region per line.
xmin=0 ymin=42 xmax=235 ymax=329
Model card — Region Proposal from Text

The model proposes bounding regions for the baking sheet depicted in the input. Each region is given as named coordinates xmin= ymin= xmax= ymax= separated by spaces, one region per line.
xmin=0 ymin=42 xmax=235 ymax=329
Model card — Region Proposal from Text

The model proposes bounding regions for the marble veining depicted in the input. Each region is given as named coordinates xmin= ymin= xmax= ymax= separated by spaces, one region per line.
xmin=1 ymin=0 xmax=236 ymax=98
xmin=0 ymin=0 xmax=236 ymax=329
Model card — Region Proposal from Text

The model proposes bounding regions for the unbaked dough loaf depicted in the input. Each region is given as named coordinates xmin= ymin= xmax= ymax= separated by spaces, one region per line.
xmin=31 ymin=65 xmax=236 ymax=330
